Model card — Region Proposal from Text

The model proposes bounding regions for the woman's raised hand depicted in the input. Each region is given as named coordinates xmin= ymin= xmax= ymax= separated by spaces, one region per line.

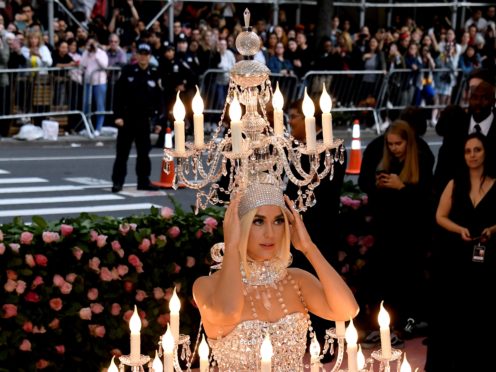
xmin=284 ymin=195 xmax=314 ymax=254
xmin=223 ymin=195 xmax=241 ymax=251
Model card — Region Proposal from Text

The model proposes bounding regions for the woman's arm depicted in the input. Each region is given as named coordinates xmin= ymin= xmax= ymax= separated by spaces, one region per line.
xmin=436 ymin=180 xmax=472 ymax=240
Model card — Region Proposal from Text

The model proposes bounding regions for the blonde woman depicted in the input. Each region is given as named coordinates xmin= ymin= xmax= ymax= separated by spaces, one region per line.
xmin=21 ymin=30 xmax=52 ymax=67
xmin=193 ymin=176 xmax=358 ymax=371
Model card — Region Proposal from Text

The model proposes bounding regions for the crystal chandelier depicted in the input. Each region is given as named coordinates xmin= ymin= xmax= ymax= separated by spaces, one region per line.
xmin=163 ymin=9 xmax=344 ymax=213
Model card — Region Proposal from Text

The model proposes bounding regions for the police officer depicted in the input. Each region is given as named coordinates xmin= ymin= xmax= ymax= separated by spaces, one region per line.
xmin=111 ymin=43 xmax=162 ymax=192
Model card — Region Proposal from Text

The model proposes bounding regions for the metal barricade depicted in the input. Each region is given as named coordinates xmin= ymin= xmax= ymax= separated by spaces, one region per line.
xmin=0 ymin=67 xmax=93 ymax=137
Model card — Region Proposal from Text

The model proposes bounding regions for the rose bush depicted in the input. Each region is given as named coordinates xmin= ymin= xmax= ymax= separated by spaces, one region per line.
xmin=0 ymin=202 xmax=224 ymax=371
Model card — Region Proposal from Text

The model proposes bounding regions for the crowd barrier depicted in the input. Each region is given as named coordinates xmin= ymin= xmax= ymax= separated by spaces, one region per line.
xmin=0 ymin=66 xmax=467 ymax=138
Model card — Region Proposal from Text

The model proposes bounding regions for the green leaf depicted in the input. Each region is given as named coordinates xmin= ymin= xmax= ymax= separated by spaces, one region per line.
xmin=31 ymin=215 xmax=48 ymax=229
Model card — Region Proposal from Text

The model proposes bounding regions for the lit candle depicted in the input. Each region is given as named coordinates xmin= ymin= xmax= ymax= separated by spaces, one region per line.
xmin=152 ymin=350 xmax=163 ymax=372
xmin=272 ymin=81 xmax=284 ymax=135
xmin=302 ymin=88 xmax=316 ymax=151
xmin=345 ymin=318 xmax=358 ymax=372
xmin=229 ymin=93 xmax=243 ymax=153
xmin=378 ymin=301 xmax=392 ymax=359
xmin=169 ymin=287 xmax=181 ymax=344
xmin=192 ymin=85 xmax=204 ymax=147
xmin=129 ymin=305 xmax=141 ymax=363
xmin=400 ymin=352 xmax=412 ymax=372
xmin=357 ymin=345 xmax=366 ymax=371
xmin=162 ymin=324 xmax=174 ymax=372
xmin=107 ymin=356 xmax=118 ymax=372
xmin=173 ymin=91 xmax=186 ymax=153
xmin=198 ymin=334 xmax=210 ymax=372
xmin=335 ymin=321 xmax=346 ymax=338
xmin=260 ymin=332 xmax=273 ymax=372
xmin=310 ymin=334 xmax=321 ymax=372
xmin=319 ymin=83 xmax=333 ymax=146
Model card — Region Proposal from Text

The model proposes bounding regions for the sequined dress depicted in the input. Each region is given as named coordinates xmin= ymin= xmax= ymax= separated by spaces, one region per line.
xmin=209 ymin=312 xmax=308 ymax=371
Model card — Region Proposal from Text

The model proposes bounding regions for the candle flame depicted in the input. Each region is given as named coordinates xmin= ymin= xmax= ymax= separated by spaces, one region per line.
xmin=310 ymin=334 xmax=321 ymax=357
xmin=199 ymin=334 xmax=209 ymax=359
xmin=345 ymin=318 xmax=358 ymax=345
xmin=108 ymin=356 xmax=119 ymax=372
xmin=173 ymin=91 xmax=186 ymax=121
xmin=272 ymin=82 xmax=284 ymax=111
xmin=378 ymin=301 xmax=390 ymax=328
xmin=170 ymin=287 xmax=181 ymax=313
xmin=302 ymin=88 xmax=315 ymax=118
xmin=260 ymin=332 xmax=273 ymax=361
xmin=152 ymin=350 xmax=163 ymax=371
xmin=319 ymin=84 xmax=332 ymax=113
xmin=192 ymin=85 xmax=204 ymax=115
xmin=229 ymin=93 xmax=242 ymax=122
xmin=129 ymin=305 xmax=141 ymax=333
xmin=357 ymin=344 xmax=366 ymax=370
xmin=400 ymin=352 xmax=412 ymax=372
xmin=162 ymin=324 xmax=175 ymax=352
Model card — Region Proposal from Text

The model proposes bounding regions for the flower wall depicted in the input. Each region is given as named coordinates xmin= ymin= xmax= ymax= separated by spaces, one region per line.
xmin=0 ymin=203 xmax=224 ymax=371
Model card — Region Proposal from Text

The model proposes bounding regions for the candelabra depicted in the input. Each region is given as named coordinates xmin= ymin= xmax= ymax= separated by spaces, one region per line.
xmin=162 ymin=8 xmax=344 ymax=214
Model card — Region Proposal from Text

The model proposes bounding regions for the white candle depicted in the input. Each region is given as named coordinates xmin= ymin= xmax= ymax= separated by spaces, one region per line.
xmin=162 ymin=324 xmax=174 ymax=372
xmin=173 ymin=91 xmax=186 ymax=153
xmin=272 ymin=82 xmax=284 ymax=135
xmin=310 ymin=334 xmax=321 ymax=372
xmin=229 ymin=93 xmax=242 ymax=153
xmin=302 ymin=88 xmax=316 ymax=151
xmin=129 ymin=305 xmax=141 ymax=363
xmin=107 ymin=356 xmax=118 ymax=372
xmin=260 ymin=332 xmax=273 ymax=372
xmin=345 ymin=319 xmax=358 ymax=372
xmin=152 ymin=350 xmax=163 ymax=372
xmin=400 ymin=352 xmax=412 ymax=372
xmin=192 ymin=85 xmax=204 ymax=147
xmin=169 ymin=287 xmax=181 ymax=343
xmin=319 ymin=84 xmax=333 ymax=146
xmin=198 ymin=334 xmax=210 ymax=372
xmin=378 ymin=301 xmax=392 ymax=359
xmin=357 ymin=345 xmax=366 ymax=370
xmin=335 ymin=321 xmax=346 ymax=338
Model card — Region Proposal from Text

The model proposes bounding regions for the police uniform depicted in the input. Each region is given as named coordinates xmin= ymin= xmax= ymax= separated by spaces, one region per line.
xmin=111 ymin=44 xmax=162 ymax=191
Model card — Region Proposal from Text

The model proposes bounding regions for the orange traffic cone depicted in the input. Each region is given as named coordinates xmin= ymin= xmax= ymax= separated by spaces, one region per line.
xmin=346 ymin=119 xmax=362 ymax=175
xmin=153 ymin=128 xmax=184 ymax=189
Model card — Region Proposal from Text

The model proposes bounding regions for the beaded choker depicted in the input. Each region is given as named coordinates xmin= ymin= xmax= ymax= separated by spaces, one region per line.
xmin=241 ymin=259 xmax=288 ymax=286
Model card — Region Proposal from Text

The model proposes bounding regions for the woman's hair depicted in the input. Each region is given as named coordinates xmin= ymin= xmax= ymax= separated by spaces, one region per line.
xmin=381 ymin=120 xmax=420 ymax=184
xmin=26 ymin=30 xmax=44 ymax=47
xmin=237 ymin=206 xmax=291 ymax=278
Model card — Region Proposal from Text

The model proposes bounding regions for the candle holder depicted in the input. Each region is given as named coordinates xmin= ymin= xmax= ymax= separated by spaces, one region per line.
xmin=370 ymin=348 xmax=402 ymax=372
xmin=118 ymin=354 xmax=151 ymax=372
xmin=158 ymin=334 xmax=193 ymax=372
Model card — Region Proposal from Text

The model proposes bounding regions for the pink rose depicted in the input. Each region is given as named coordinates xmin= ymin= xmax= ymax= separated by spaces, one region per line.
xmin=96 ymin=234 xmax=108 ymax=248
xmin=111 ymin=267 xmax=120 ymax=280
xmin=123 ymin=310 xmax=133 ymax=323
xmin=141 ymin=318 xmax=149 ymax=329
xmin=360 ymin=235 xmax=375 ymax=249
xmin=350 ymin=199 xmax=361 ymax=210
xmin=88 ymin=257 xmax=101 ymax=272
xmin=361 ymin=194 xmax=369 ymax=205
xmin=153 ymin=287 xmax=165 ymax=300
xmin=110 ymin=303 xmax=121 ymax=316
xmin=158 ymin=235 xmax=166 ymax=242
xmin=138 ymin=238 xmax=151 ymax=253
xmin=42 ymin=231 xmax=60 ymax=244
xmin=25 ymin=292 xmax=41 ymax=303
xmin=186 ymin=256 xmax=196 ymax=268
xmin=118 ymin=223 xmax=130 ymax=236
xmin=0 ymin=229 xmax=3 ymax=241
xmin=60 ymin=282 xmax=72 ymax=295
xmin=135 ymin=289 xmax=148 ymax=302
xmin=173 ymin=263 xmax=181 ymax=274
xmin=99 ymin=267 xmax=113 ymax=282
xmin=9 ymin=243 xmax=20 ymax=253
xmin=36 ymin=359 xmax=49 ymax=369
xmin=0 ymin=243 xmax=5 ymax=255
xmin=15 ymin=280 xmax=27 ymax=295
xmin=65 ymin=273 xmax=77 ymax=283
xmin=195 ymin=230 xmax=203 ymax=239
xmin=88 ymin=324 xmax=106 ymax=338
xmin=136 ymin=265 xmax=144 ymax=273
xmin=34 ymin=254 xmax=48 ymax=267
xmin=203 ymin=216 xmax=218 ymax=232
xmin=20 ymin=231 xmax=34 ymax=245
xmin=48 ymin=318 xmax=60 ymax=330
xmin=90 ymin=303 xmax=104 ymax=314
xmin=49 ymin=298 xmax=63 ymax=311
xmin=73 ymin=246 xmax=83 ymax=260
xmin=160 ymin=206 xmax=174 ymax=219
xmin=164 ymin=288 xmax=173 ymax=301
xmin=346 ymin=234 xmax=358 ymax=246
xmin=150 ymin=234 xmax=157 ymax=245
xmin=4 ymin=279 xmax=17 ymax=292
xmin=87 ymin=288 xmax=98 ymax=301
xmin=6 ymin=270 xmax=17 ymax=280
xmin=167 ymin=226 xmax=181 ymax=239
xmin=340 ymin=195 xmax=353 ymax=206
xmin=130 ymin=223 xmax=137 ymax=231
xmin=55 ymin=345 xmax=65 ymax=354
xmin=53 ymin=274 xmax=65 ymax=287
xmin=31 ymin=276 xmax=44 ymax=289
xmin=19 ymin=339 xmax=32 ymax=352
xmin=111 ymin=240 xmax=121 ymax=251
xmin=60 ymin=224 xmax=74 ymax=237
xmin=25 ymin=254 xmax=36 ymax=268
xmin=117 ymin=265 xmax=129 ymax=277
xmin=23 ymin=321 xmax=33 ymax=333
xmin=33 ymin=326 xmax=46 ymax=334
xmin=2 ymin=304 xmax=17 ymax=318
xmin=89 ymin=230 xmax=98 ymax=242
xmin=123 ymin=281 xmax=134 ymax=292
xmin=79 ymin=307 xmax=92 ymax=320
xmin=128 ymin=254 xmax=141 ymax=268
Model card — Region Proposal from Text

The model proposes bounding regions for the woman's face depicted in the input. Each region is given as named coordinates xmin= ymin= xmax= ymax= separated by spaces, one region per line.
xmin=247 ymin=205 xmax=285 ymax=262
xmin=464 ymin=138 xmax=485 ymax=169
xmin=369 ymin=38 xmax=378 ymax=50
xmin=386 ymin=133 xmax=407 ymax=160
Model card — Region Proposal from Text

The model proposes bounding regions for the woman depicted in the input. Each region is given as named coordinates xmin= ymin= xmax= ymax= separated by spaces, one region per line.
xmin=21 ymin=30 xmax=52 ymax=67
xmin=426 ymin=133 xmax=496 ymax=371
xmin=193 ymin=177 xmax=358 ymax=371
xmin=361 ymin=120 xmax=433 ymax=345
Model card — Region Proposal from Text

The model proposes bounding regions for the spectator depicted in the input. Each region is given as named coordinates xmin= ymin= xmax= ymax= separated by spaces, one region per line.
xmin=458 ymin=44 xmax=481 ymax=76
xmin=14 ymin=4 xmax=40 ymax=33
xmin=108 ymin=0 xmax=140 ymax=47
xmin=464 ymin=8 xmax=488 ymax=33
xmin=214 ymin=38 xmax=235 ymax=110
xmin=0 ymin=30 xmax=10 ymax=138
xmin=7 ymin=33 xmax=26 ymax=68
xmin=359 ymin=37 xmax=386 ymax=102
xmin=21 ymin=30 xmax=52 ymax=67
xmin=106 ymin=33 xmax=127 ymax=67
xmin=267 ymin=42 xmax=294 ymax=75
